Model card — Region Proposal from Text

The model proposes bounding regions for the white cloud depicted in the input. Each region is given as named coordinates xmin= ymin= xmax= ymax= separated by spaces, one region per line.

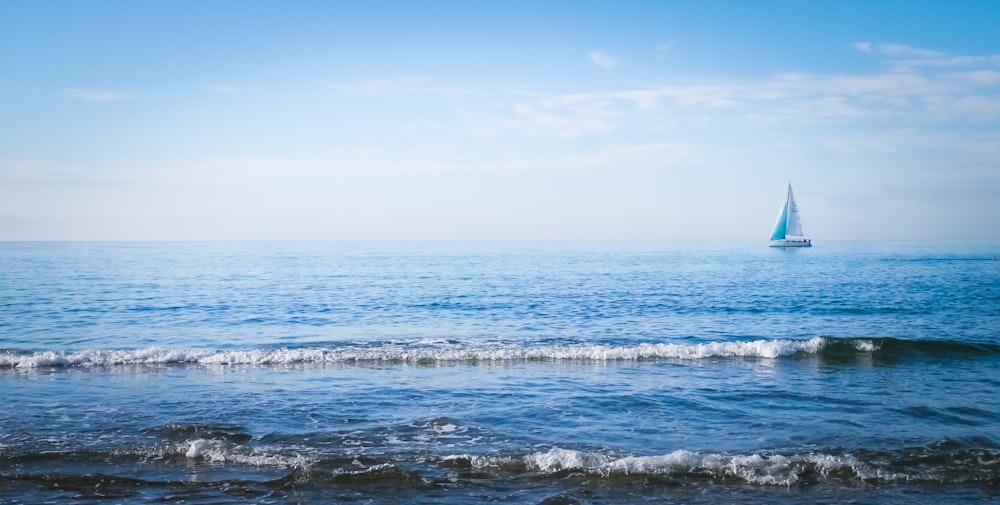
xmin=963 ymin=70 xmax=1000 ymax=86
xmin=876 ymin=43 xmax=945 ymax=59
xmin=62 ymin=88 xmax=129 ymax=101
xmin=316 ymin=42 xmax=1000 ymax=146
xmin=509 ymin=43 xmax=1000 ymax=128
xmin=588 ymin=51 xmax=618 ymax=70
xmin=873 ymin=43 xmax=1000 ymax=71
xmin=822 ymin=72 xmax=943 ymax=96
xmin=540 ymin=83 xmax=743 ymax=111
xmin=950 ymin=95 xmax=1000 ymax=117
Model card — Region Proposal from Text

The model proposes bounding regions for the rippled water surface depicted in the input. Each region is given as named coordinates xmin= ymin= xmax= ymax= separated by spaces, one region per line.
xmin=1 ymin=240 xmax=998 ymax=504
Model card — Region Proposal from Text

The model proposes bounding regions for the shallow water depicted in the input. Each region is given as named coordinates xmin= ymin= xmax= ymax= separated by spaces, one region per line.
xmin=2 ymin=240 xmax=998 ymax=503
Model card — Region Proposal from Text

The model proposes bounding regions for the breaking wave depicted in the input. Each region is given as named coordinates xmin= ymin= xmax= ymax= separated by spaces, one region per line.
xmin=2 ymin=337 xmax=997 ymax=369
xmin=6 ymin=444 xmax=995 ymax=488
xmin=1 ymin=337 xmax=825 ymax=368
xmin=445 ymin=448 xmax=886 ymax=486
xmin=443 ymin=446 xmax=1000 ymax=485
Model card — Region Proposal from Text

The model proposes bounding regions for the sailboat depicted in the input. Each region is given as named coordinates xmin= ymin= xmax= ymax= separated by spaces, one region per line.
xmin=769 ymin=183 xmax=812 ymax=247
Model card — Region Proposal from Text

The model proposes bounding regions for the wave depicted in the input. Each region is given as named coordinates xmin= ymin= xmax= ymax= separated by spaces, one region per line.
xmin=446 ymin=448 xmax=887 ymax=486
xmin=2 ymin=337 xmax=998 ymax=369
xmin=4 ymin=444 xmax=997 ymax=488
xmin=0 ymin=338 xmax=826 ymax=368
xmin=443 ymin=445 xmax=1000 ymax=486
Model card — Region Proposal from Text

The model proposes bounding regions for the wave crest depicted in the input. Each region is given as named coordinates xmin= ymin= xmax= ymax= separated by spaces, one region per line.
xmin=3 ymin=337 xmax=993 ymax=369
xmin=520 ymin=448 xmax=874 ymax=485
xmin=454 ymin=446 xmax=999 ymax=485
xmin=0 ymin=338 xmax=826 ymax=368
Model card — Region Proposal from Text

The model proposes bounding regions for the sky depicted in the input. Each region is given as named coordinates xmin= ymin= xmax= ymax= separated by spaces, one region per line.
xmin=2 ymin=1 xmax=999 ymax=241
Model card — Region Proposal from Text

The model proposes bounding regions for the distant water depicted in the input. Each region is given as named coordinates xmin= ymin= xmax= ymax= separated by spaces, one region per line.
xmin=2 ymin=240 xmax=998 ymax=504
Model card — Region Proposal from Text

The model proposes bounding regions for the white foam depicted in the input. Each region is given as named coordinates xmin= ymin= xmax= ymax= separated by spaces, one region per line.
xmin=512 ymin=447 xmax=883 ymax=486
xmin=852 ymin=339 xmax=879 ymax=352
xmin=0 ymin=337 xmax=828 ymax=368
xmin=180 ymin=438 xmax=309 ymax=468
xmin=435 ymin=423 xmax=458 ymax=433
xmin=185 ymin=439 xmax=211 ymax=458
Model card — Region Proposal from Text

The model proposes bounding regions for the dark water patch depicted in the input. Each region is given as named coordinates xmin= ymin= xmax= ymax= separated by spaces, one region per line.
xmin=2 ymin=472 xmax=153 ymax=501
xmin=145 ymin=423 xmax=254 ymax=444
xmin=815 ymin=337 xmax=1000 ymax=365
xmin=897 ymin=406 xmax=981 ymax=426
xmin=536 ymin=494 xmax=581 ymax=505
xmin=1 ymin=471 xmax=297 ymax=503
xmin=945 ymin=406 xmax=1000 ymax=423
xmin=874 ymin=337 xmax=1000 ymax=357
xmin=303 ymin=460 xmax=422 ymax=484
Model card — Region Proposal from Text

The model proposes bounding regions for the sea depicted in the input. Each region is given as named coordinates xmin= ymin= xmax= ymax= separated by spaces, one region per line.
xmin=1 ymin=240 xmax=998 ymax=504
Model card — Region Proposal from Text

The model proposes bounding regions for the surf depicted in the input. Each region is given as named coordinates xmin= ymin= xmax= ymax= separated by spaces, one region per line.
xmin=4 ymin=337 xmax=998 ymax=369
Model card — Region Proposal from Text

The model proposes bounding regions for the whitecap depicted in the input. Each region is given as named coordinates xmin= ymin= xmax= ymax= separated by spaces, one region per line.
xmin=0 ymin=337 xmax=831 ymax=369
xmin=490 ymin=447 xmax=876 ymax=486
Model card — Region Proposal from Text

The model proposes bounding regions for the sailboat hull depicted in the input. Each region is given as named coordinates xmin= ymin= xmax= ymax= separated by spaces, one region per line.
xmin=769 ymin=238 xmax=812 ymax=247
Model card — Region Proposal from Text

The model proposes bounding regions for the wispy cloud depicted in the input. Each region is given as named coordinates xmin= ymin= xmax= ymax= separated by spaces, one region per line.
xmin=964 ymin=70 xmax=1000 ymax=86
xmin=500 ymin=43 xmax=1000 ymax=132
xmin=588 ymin=51 xmax=618 ymax=70
xmin=62 ymin=88 xmax=129 ymax=101
xmin=327 ymin=78 xmax=473 ymax=99
xmin=323 ymin=43 xmax=1000 ymax=146
xmin=863 ymin=43 xmax=1000 ymax=72
xmin=877 ymin=43 xmax=946 ymax=60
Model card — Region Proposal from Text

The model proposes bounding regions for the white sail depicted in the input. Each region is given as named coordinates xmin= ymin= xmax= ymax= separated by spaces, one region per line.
xmin=769 ymin=183 xmax=811 ymax=247
xmin=784 ymin=185 xmax=804 ymax=237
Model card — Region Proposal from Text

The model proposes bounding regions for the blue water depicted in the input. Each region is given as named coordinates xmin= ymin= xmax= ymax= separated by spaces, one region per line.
xmin=1 ymin=240 xmax=999 ymax=504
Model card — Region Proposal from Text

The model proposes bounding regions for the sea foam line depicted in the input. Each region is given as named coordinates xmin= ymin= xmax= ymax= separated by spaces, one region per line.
xmin=448 ymin=447 xmax=898 ymax=485
xmin=0 ymin=337 xmax=834 ymax=368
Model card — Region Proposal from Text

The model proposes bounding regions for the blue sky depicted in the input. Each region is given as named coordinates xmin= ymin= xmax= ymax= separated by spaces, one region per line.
xmin=2 ymin=1 xmax=999 ymax=240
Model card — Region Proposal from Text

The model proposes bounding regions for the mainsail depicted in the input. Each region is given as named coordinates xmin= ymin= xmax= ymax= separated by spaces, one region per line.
xmin=784 ymin=184 xmax=804 ymax=237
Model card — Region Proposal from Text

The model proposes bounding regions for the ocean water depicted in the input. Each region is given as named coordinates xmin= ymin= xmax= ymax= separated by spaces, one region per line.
xmin=1 ymin=240 xmax=998 ymax=504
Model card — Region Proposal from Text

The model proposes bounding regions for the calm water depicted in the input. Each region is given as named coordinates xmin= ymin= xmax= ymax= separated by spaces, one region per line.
xmin=1 ymin=240 xmax=999 ymax=504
